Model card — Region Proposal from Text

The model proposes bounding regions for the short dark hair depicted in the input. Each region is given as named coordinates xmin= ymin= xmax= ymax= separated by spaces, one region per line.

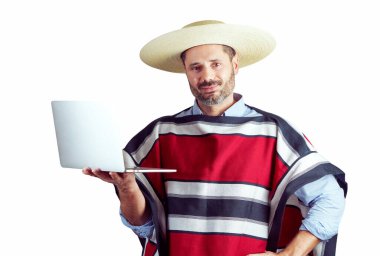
xmin=180 ymin=45 xmax=236 ymax=64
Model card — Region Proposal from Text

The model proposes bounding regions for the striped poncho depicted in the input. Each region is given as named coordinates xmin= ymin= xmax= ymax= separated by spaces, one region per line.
xmin=122 ymin=107 xmax=347 ymax=256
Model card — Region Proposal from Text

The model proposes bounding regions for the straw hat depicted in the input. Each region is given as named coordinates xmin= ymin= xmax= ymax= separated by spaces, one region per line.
xmin=139 ymin=20 xmax=276 ymax=73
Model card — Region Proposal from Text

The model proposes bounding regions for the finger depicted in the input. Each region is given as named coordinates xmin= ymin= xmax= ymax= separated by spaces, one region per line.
xmin=91 ymin=168 xmax=114 ymax=182
xmin=109 ymin=172 xmax=136 ymax=188
xmin=82 ymin=167 xmax=96 ymax=177
xmin=109 ymin=171 xmax=122 ymax=181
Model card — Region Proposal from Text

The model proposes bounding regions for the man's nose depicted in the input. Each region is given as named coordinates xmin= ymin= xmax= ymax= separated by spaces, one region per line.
xmin=200 ymin=67 xmax=214 ymax=82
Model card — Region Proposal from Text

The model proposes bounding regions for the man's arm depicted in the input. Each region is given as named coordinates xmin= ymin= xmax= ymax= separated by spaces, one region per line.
xmin=117 ymin=181 xmax=151 ymax=226
xmin=83 ymin=168 xmax=151 ymax=225
xmin=295 ymin=174 xmax=345 ymax=241
xmin=248 ymin=174 xmax=345 ymax=256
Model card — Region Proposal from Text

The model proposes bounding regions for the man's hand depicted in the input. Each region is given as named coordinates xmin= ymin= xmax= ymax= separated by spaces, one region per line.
xmin=82 ymin=167 xmax=151 ymax=226
xmin=247 ymin=230 xmax=319 ymax=256
xmin=82 ymin=167 xmax=139 ymax=193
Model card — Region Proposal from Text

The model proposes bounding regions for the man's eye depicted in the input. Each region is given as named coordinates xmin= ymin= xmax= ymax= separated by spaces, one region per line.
xmin=213 ymin=63 xmax=221 ymax=68
xmin=191 ymin=66 xmax=201 ymax=71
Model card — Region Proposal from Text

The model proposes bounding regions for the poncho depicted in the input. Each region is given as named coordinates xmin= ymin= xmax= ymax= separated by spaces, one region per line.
xmin=122 ymin=107 xmax=347 ymax=256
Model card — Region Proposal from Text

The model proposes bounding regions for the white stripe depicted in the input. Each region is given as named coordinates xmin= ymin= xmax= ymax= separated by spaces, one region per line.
xmin=166 ymin=181 xmax=269 ymax=204
xmin=276 ymin=128 xmax=300 ymax=166
xmin=132 ymin=128 xmax=158 ymax=164
xmin=131 ymin=121 xmax=277 ymax=164
xmin=123 ymin=150 xmax=136 ymax=168
xmin=269 ymin=152 xmax=328 ymax=228
xmin=168 ymin=215 xmax=268 ymax=239
xmin=158 ymin=121 xmax=277 ymax=137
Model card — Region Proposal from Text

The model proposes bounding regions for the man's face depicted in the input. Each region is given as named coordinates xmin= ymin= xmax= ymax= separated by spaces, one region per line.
xmin=183 ymin=44 xmax=239 ymax=106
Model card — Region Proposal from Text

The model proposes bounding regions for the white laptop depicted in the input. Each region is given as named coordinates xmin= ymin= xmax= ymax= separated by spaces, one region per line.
xmin=51 ymin=101 xmax=176 ymax=173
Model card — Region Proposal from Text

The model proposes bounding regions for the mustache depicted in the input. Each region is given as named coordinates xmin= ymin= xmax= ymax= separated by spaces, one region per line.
xmin=198 ymin=79 xmax=223 ymax=88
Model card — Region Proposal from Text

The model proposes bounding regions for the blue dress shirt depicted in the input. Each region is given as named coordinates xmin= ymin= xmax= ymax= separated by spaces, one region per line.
xmin=120 ymin=94 xmax=345 ymax=240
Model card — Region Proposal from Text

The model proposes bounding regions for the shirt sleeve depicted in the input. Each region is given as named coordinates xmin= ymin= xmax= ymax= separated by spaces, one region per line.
xmin=119 ymin=209 xmax=154 ymax=238
xmin=294 ymin=174 xmax=345 ymax=241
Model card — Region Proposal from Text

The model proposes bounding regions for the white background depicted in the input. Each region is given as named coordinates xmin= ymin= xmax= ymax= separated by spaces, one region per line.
xmin=1 ymin=0 xmax=378 ymax=255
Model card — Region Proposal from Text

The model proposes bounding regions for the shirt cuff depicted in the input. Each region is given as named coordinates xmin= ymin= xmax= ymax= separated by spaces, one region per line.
xmin=119 ymin=209 xmax=154 ymax=238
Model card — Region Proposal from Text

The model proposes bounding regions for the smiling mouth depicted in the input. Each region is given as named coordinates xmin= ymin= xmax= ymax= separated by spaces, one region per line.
xmin=200 ymin=84 xmax=217 ymax=90
xmin=200 ymin=87 xmax=219 ymax=96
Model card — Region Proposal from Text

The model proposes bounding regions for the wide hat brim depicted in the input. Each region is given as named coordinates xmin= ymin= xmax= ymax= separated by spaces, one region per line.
xmin=140 ymin=20 xmax=276 ymax=73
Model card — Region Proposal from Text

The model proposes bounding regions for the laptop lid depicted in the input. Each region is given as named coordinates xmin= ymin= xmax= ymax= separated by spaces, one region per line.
xmin=51 ymin=101 xmax=176 ymax=173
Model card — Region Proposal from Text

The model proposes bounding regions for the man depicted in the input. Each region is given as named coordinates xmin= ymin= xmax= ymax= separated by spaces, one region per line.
xmin=83 ymin=20 xmax=347 ymax=256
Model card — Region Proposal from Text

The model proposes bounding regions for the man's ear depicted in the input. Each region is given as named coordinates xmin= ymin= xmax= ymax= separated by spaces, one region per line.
xmin=232 ymin=54 xmax=239 ymax=75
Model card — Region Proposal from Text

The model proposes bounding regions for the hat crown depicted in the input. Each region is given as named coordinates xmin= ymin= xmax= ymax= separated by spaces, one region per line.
xmin=182 ymin=20 xmax=224 ymax=29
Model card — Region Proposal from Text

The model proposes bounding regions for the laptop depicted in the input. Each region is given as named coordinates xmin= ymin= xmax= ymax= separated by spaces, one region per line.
xmin=51 ymin=101 xmax=176 ymax=173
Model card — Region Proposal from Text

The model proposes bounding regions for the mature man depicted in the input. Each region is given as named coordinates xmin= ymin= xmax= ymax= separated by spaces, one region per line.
xmin=83 ymin=20 xmax=347 ymax=256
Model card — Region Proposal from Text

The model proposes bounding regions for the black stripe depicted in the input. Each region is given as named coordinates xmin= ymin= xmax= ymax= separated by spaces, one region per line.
xmin=323 ymin=234 xmax=338 ymax=256
xmin=167 ymin=197 xmax=269 ymax=223
xmin=164 ymin=114 xmax=271 ymax=125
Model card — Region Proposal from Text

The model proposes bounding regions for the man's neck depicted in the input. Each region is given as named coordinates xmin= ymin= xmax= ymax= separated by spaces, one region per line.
xmin=197 ymin=95 xmax=236 ymax=116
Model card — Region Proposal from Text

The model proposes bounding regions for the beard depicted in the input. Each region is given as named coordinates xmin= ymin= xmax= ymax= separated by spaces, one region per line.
xmin=189 ymin=70 xmax=235 ymax=106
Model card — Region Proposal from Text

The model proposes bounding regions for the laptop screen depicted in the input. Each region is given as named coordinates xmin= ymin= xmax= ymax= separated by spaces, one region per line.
xmin=51 ymin=101 xmax=126 ymax=172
